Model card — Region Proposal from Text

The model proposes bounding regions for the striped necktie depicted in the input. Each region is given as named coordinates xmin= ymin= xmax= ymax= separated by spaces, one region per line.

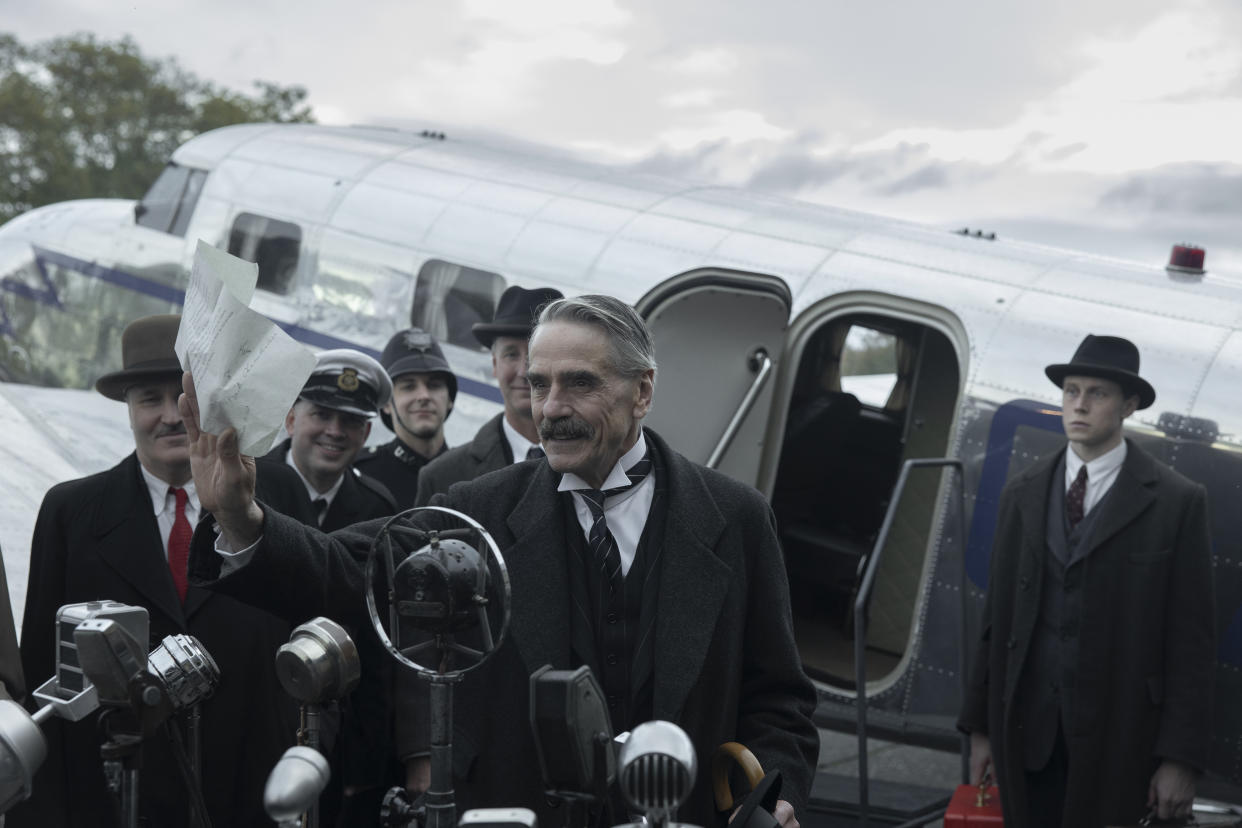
xmin=578 ymin=452 xmax=653 ymax=592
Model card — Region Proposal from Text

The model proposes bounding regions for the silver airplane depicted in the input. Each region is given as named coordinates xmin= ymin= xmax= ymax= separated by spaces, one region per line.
xmin=1 ymin=123 xmax=1240 ymax=805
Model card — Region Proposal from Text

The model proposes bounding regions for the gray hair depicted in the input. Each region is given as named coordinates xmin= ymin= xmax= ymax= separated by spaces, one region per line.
xmin=535 ymin=294 xmax=657 ymax=383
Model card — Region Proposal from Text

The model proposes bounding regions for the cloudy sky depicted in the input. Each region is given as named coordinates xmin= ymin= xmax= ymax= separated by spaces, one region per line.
xmin=7 ymin=0 xmax=1242 ymax=273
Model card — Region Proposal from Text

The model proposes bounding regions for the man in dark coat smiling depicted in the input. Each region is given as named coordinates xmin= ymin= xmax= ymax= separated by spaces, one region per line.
xmin=181 ymin=295 xmax=819 ymax=828
xmin=959 ymin=335 xmax=1215 ymax=827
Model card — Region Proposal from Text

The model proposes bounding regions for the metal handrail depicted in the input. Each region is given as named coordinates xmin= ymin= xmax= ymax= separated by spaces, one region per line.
xmin=854 ymin=457 xmax=968 ymax=828
xmin=705 ymin=348 xmax=772 ymax=469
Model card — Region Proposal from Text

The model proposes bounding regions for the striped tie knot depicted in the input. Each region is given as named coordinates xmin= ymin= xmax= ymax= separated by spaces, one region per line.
xmin=580 ymin=452 xmax=653 ymax=589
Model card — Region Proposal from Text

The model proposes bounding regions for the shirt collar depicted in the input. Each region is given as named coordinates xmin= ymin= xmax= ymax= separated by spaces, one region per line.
xmin=558 ymin=432 xmax=648 ymax=493
xmin=1066 ymin=438 xmax=1127 ymax=483
xmin=138 ymin=462 xmax=198 ymax=517
xmin=501 ymin=415 xmax=540 ymax=463
xmin=285 ymin=448 xmax=346 ymax=504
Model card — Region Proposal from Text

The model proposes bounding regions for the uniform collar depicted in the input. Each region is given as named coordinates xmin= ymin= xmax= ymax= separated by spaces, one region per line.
xmin=284 ymin=447 xmax=346 ymax=503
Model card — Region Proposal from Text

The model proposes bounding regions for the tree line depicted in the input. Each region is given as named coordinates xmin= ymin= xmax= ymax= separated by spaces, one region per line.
xmin=0 ymin=32 xmax=314 ymax=224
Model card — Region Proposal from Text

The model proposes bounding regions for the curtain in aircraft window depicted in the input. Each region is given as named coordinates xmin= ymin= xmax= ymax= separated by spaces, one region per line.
xmin=840 ymin=325 xmax=898 ymax=407
xmin=136 ymin=165 xmax=189 ymax=233
xmin=411 ymin=260 xmax=505 ymax=351
xmin=228 ymin=212 xmax=302 ymax=295
xmin=168 ymin=169 xmax=207 ymax=237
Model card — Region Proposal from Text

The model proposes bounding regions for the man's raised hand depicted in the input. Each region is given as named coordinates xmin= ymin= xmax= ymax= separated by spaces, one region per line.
xmin=179 ymin=371 xmax=264 ymax=547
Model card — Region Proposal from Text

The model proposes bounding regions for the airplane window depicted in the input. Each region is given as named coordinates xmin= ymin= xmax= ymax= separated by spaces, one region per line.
xmin=411 ymin=259 xmax=505 ymax=351
xmin=840 ymin=325 xmax=898 ymax=407
xmin=168 ymin=170 xmax=208 ymax=237
xmin=228 ymin=212 xmax=302 ymax=295
xmin=135 ymin=165 xmax=190 ymax=234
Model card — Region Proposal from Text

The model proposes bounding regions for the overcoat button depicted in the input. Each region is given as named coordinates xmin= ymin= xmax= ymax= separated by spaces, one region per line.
xmin=1006 ymin=637 xmax=1016 ymax=649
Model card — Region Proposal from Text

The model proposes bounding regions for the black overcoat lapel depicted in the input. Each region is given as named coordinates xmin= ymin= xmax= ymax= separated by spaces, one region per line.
xmin=92 ymin=454 xmax=187 ymax=630
xmin=504 ymin=463 xmax=577 ymax=672
xmin=649 ymin=434 xmax=733 ymax=720
xmin=1080 ymin=441 xmax=1158 ymax=557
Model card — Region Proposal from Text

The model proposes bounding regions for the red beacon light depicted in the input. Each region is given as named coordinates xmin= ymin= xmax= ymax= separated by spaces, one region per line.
xmin=1167 ymin=244 xmax=1206 ymax=277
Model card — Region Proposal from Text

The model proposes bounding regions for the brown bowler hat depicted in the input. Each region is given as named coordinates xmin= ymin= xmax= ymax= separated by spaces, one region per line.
xmin=95 ymin=315 xmax=184 ymax=401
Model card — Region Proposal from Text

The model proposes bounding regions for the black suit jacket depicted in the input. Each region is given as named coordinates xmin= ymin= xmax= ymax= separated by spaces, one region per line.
xmin=414 ymin=413 xmax=512 ymax=506
xmin=13 ymin=453 xmax=295 ymax=828
xmin=190 ymin=428 xmax=819 ymax=827
xmin=958 ymin=440 xmax=1215 ymax=828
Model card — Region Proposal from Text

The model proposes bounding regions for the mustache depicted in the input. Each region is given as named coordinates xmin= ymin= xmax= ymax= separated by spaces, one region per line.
xmin=539 ymin=417 xmax=594 ymax=441
xmin=155 ymin=423 xmax=187 ymax=439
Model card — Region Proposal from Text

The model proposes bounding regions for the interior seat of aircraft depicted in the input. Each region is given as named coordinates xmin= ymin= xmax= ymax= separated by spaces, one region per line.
xmin=772 ymin=313 xmax=960 ymax=686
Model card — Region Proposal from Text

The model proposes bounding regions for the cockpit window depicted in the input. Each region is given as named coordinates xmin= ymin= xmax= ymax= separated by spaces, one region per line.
xmin=411 ymin=260 xmax=505 ymax=351
xmin=136 ymin=164 xmax=207 ymax=236
xmin=228 ymin=212 xmax=302 ymax=295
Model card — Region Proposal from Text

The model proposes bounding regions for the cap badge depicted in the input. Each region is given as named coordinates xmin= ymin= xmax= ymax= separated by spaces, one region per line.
xmin=338 ymin=368 xmax=360 ymax=392
xmin=403 ymin=330 xmax=433 ymax=352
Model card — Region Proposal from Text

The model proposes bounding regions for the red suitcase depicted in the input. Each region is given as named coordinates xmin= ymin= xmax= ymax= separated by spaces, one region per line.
xmin=944 ymin=781 xmax=1003 ymax=826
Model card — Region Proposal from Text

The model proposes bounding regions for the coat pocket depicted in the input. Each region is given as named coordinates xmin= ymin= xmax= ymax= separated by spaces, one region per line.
xmin=1146 ymin=675 xmax=1164 ymax=706
xmin=1128 ymin=547 xmax=1172 ymax=563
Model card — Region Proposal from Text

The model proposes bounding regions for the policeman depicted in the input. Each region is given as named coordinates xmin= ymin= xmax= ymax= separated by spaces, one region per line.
xmin=258 ymin=348 xmax=397 ymax=529
xmin=354 ymin=328 xmax=456 ymax=508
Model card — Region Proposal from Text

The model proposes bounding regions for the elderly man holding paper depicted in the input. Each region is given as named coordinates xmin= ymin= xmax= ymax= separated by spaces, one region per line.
xmin=13 ymin=314 xmax=297 ymax=828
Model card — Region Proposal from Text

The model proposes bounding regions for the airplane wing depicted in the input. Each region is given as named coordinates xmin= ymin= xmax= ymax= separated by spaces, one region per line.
xmin=0 ymin=384 xmax=134 ymax=636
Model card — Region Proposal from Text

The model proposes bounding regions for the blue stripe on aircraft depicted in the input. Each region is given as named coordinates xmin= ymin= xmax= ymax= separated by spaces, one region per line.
xmin=965 ymin=398 xmax=1064 ymax=589
xmin=26 ymin=246 xmax=504 ymax=404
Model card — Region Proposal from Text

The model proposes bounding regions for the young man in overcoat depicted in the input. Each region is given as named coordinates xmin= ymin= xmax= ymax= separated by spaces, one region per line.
xmin=959 ymin=334 xmax=1215 ymax=827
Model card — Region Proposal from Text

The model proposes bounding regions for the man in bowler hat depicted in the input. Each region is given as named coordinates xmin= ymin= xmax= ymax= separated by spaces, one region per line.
xmin=13 ymin=315 xmax=293 ymax=827
xmin=414 ymin=285 xmax=563 ymax=506
xmin=959 ymin=335 xmax=1214 ymax=827
xmin=355 ymin=328 xmax=456 ymax=508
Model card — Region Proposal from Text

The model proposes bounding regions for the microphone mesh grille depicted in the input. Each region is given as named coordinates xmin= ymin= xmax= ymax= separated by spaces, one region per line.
xmin=621 ymin=753 xmax=691 ymax=813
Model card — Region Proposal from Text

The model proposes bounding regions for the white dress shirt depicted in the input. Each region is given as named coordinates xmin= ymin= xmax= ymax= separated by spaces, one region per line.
xmin=502 ymin=416 xmax=542 ymax=464
xmin=1065 ymin=439 xmax=1127 ymax=517
xmin=558 ymin=434 xmax=655 ymax=577
xmin=139 ymin=464 xmax=201 ymax=562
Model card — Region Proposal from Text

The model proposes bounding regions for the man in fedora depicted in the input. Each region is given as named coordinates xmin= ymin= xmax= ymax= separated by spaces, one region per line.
xmin=959 ymin=335 xmax=1214 ymax=827
xmin=413 ymin=285 xmax=563 ymax=506
xmin=13 ymin=314 xmax=294 ymax=828
xmin=355 ymin=328 xmax=456 ymax=508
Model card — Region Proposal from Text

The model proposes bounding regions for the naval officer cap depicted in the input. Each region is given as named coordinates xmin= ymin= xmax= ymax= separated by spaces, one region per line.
xmin=298 ymin=349 xmax=393 ymax=418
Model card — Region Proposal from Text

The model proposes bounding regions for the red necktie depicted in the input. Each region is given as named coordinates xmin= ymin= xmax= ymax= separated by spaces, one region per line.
xmin=1066 ymin=465 xmax=1088 ymax=530
xmin=168 ymin=487 xmax=192 ymax=602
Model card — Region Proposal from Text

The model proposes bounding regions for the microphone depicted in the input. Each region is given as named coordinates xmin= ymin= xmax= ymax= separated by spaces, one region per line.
xmin=264 ymin=745 xmax=331 ymax=826
xmin=617 ymin=721 xmax=699 ymax=828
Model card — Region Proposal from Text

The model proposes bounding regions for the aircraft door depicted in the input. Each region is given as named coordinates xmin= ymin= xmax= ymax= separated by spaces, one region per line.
xmin=636 ymin=271 xmax=790 ymax=488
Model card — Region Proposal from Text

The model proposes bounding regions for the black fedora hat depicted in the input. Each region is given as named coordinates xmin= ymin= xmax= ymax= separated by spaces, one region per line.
xmin=472 ymin=286 xmax=564 ymax=348
xmin=1045 ymin=334 xmax=1156 ymax=410
xmin=95 ymin=315 xmax=184 ymax=401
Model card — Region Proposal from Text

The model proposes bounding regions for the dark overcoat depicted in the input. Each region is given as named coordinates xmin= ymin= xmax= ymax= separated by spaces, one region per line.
xmin=12 ymin=453 xmax=295 ymax=828
xmin=190 ymin=428 xmax=820 ymax=828
xmin=958 ymin=440 xmax=1215 ymax=828
xmin=414 ymin=413 xmax=511 ymax=506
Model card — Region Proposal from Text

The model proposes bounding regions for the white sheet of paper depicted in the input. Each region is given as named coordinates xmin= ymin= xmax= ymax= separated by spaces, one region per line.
xmin=176 ymin=241 xmax=316 ymax=456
